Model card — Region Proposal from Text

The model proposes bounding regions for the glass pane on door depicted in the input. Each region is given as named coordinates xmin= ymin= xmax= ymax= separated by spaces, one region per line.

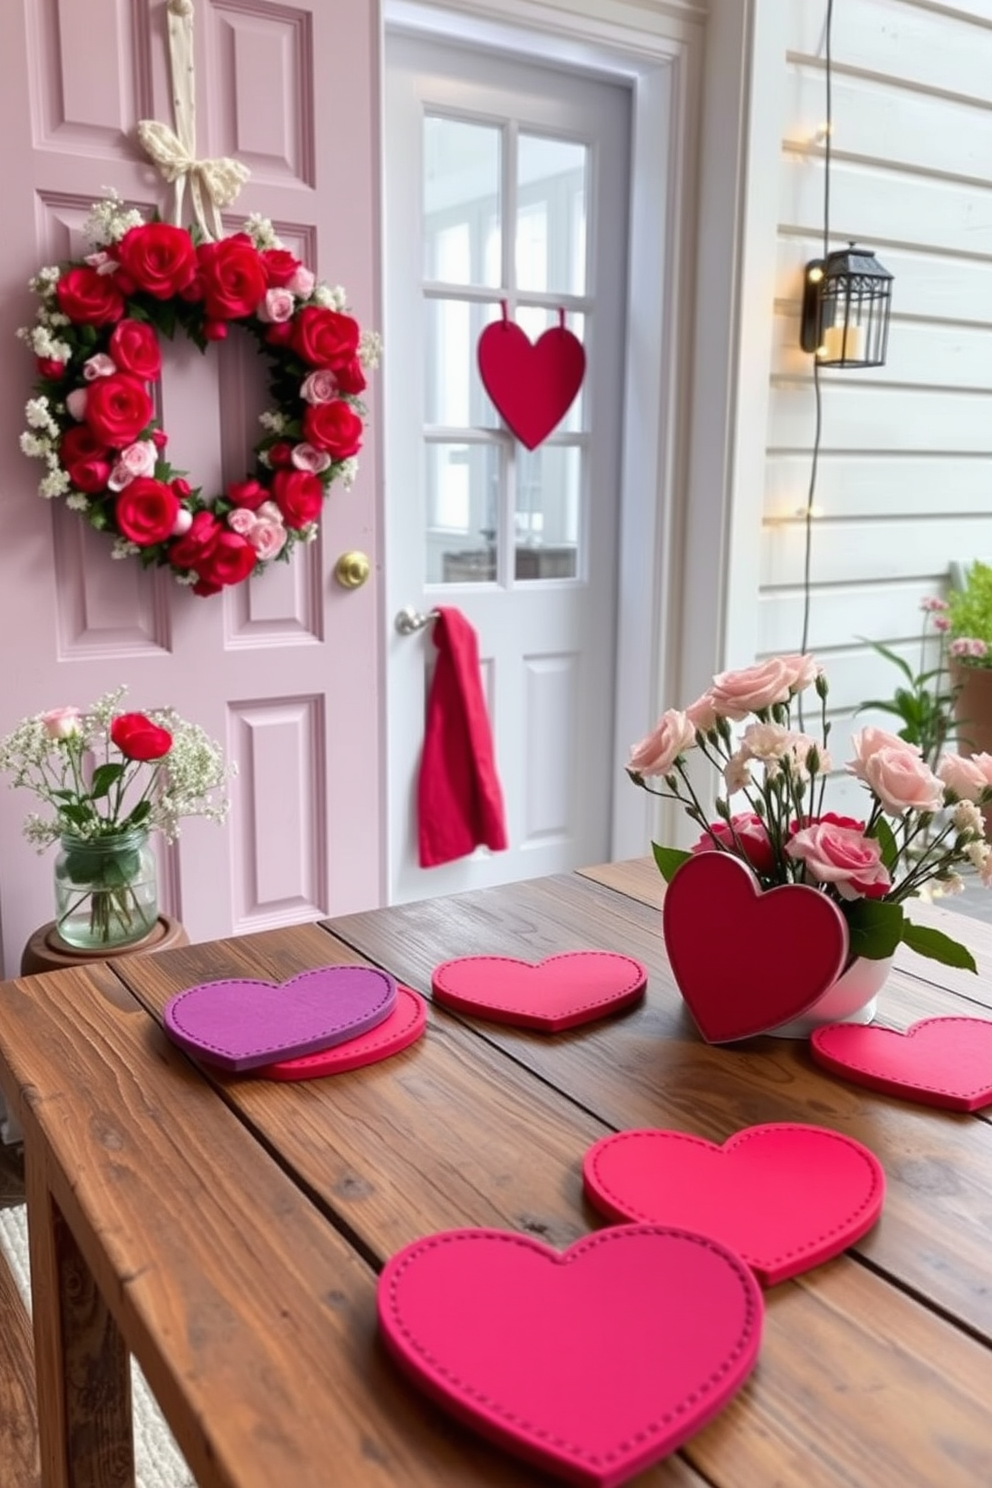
xmin=515 ymin=444 xmax=581 ymax=580
xmin=423 ymin=117 xmax=501 ymax=287
xmin=425 ymin=442 xmax=500 ymax=584
xmin=516 ymin=134 xmax=588 ymax=296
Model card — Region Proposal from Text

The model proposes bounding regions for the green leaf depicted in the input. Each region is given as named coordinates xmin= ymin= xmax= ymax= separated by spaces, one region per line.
xmin=89 ymin=762 xmax=125 ymax=799
xmin=840 ymin=898 xmax=905 ymax=960
xmin=127 ymin=800 xmax=152 ymax=827
xmin=860 ymin=638 xmax=915 ymax=683
xmin=901 ymin=919 xmax=977 ymax=972
xmin=868 ymin=816 xmax=899 ymax=872
xmin=651 ymin=843 xmax=691 ymax=884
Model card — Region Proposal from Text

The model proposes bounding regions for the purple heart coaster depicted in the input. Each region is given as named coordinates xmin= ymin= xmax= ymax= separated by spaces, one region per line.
xmin=163 ymin=965 xmax=397 ymax=1071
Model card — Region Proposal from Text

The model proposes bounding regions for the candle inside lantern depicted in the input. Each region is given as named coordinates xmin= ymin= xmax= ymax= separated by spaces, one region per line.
xmin=820 ymin=322 xmax=865 ymax=363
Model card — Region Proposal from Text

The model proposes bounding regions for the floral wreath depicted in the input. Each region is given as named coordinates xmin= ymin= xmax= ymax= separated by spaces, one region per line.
xmin=19 ymin=194 xmax=380 ymax=596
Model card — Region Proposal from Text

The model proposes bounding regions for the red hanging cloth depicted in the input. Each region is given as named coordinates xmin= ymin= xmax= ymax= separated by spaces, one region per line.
xmin=417 ymin=607 xmax=508 ymax=868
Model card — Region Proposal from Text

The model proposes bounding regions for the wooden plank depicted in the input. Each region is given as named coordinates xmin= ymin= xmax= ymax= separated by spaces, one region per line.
xmin=78 ymin=909 xmax=992 ymax=1488
xmin=757 ymin=584 xmax=950 ymax=657
xmin=3 ymin=958 xmax=649 ymax=1488
xmin=324 ymin=873 xmax=992 ymax=1346
xmin=0 ymin=1236 xmax=40 ymax=1488
xmin=24 ymin=1149 xmax=134 ymax=1488
xmin=772 ymin=310 xmax=992 ymax=392
xmin=764 ymin=452 xmax=992 ymax=522
xmin=761 ymin=513 xmax=992 ymax=586
xmin=776 ymin=237 xmax=992 ymax=331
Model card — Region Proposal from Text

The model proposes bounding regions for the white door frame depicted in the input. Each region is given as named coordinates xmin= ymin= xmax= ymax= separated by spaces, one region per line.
xmin=380 ymin=0 xmax=763 ymax=859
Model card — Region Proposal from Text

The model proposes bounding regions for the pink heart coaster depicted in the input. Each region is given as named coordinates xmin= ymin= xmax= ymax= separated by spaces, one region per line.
xmin=163 ymin=965 xmax=397 ymax=1072
xmin=431 ymin=952 xmax=647 ymax=1032
xmin=257 ymin=986 xmax=428 ymax=1081
xmin=811 ymin=1016 xmax=992 ymax=1111
xmin=477 ymin=319 xmax=585 ymax=450
xmin=378 ymin=1224 xmax=762 ymax=1487
xmin=663 ymin=853 xmax=849 ymax=1042
xmin=583 ymin=1124 xmax=885 ymax=1287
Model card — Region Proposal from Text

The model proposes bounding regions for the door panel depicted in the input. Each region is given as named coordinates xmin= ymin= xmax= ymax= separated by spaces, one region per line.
xmin=385 ymin=33 xmax=631 ymax=901
xmin=0 ymin=0 xmax=383 ymax=973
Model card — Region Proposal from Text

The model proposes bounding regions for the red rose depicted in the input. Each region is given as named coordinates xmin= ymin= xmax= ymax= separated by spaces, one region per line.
xmin=789 ymin=813 xmax=866 ymax=836
xmin=169 ymin=511 xmax=221 ymax=570
xmin=110 ymin=712 xmax=173 ymax=761
xmin=691 ymin=813 xmax=776 ymax=876
xmin=61 ymin=426 xmax=108 ymax=465
xmin=272 ymin=469 xmax=324 ymax=528
xmin=302 ymin=401 xmax=363 ymax=459
xmin=265 ymin=322 xmax=294 ymax=347
xmin=204 ymin=320 xmax=229 ymax=341
xmin=193 ymin=531 xmax=258 ymax=588
xmin=116 ymin=223 xmax=197 ymax=299
xmin=84 ymin=374 xmax=153 ymax=447
xmin=56 ymin=266 xmax=124 ymax=326
xmin=261 ymin=248 xmax=303 ymax=287
xmin=197 ymin=235 xmax=268 ymax=320
xmin=66 ymin=457 xmax=111 ymax=493
xmin=331 ymin=356 xmax=367 ymax=396
xmin=291 ymin=307 xmax=360 ymax=368
xmin=36 ymin=357 xmax=66 ymax=379
xmin=109 ymin=319 xmax=162 ymax=380
xmin=227 ymin=479 xmax=268 ymax=510
xmin=115 ymin=477 xmax=180 ymax=545
xmin=267 ymin=441 xmax=293 ymax=469
xmin=171 ymin=478 xmax=192 ymax=500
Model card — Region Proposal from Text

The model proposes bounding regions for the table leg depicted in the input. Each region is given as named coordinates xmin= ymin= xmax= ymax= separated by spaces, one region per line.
xmin=25 ymin=1145 xmax=135 ymax=1488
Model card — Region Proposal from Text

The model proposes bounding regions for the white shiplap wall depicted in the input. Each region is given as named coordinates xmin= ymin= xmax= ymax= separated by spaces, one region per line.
xmin=757 ymin=0 xmax=992 ymax=811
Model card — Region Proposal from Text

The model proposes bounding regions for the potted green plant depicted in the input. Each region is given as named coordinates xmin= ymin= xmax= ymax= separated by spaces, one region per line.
xmin=946 ymin=561 xmax=992 ymax=768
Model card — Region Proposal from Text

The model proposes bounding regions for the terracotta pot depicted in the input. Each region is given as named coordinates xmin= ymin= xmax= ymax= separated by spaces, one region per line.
xmin=950 ymin=660 xmax=992 ymax=835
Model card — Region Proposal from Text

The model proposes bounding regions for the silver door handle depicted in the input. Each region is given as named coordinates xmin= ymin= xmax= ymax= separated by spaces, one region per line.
xmin=394 ymin=606 xmax=439 ymax=635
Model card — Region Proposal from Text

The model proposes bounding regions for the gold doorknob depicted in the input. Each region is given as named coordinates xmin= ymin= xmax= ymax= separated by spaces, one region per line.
xmin=334 ymin=551 xmax=371 ymax=589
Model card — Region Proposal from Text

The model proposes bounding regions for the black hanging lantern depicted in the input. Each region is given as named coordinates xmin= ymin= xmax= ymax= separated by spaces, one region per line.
xmin=800 ymin=243 xmax=893 ymax=368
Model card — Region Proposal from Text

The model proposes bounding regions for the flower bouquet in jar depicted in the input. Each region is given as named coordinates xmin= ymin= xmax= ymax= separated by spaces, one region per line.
xmin=0 ymin=688 xmax=232 ymax=949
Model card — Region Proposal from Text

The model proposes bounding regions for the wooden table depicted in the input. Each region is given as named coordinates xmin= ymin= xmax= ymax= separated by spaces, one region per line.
xmin=1 ymin=859 xmax=991 ymax=1488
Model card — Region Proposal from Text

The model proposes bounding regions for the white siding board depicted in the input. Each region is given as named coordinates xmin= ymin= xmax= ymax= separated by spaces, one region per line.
xmin=762 ymin=517 xmax=992 ymax=587
xmin=785 ymin=0 xmax=992 ymax=101
xmin=764 ymin=453 xmax=992 ymax=520
xmin=776 ymin=237 xmax=992 ymax=328
xmin=785 ymin=63 xmax=992 ymax=188
xmin=768 ymin=384 xmax=992 ymax=454
xmin=757 ymin=581 xmax=947 ymax=655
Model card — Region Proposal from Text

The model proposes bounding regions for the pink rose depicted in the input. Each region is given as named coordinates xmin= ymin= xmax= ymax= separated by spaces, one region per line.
xmin=300 ymin=370 xmax=339 ymax=405
xmin=628 ymin=710 xmax=696 ymax=776
xmin=290 ymin=442 xmax=331 ymax=474
xmin=785 ymin=823 xmax=891 ymax=900
xmin=107 ymin=439 xmax=157 ymax=492
xmin=257 ymin=287 xmax=296 ymax=324
xmin=691 ymin=814 xmax=775 ymax=876
xmin=248 ymin=517 xmax=287 ymax=560
xmin=82 ymin=353 xmax=117 ymax=382
xmin=777 ymin=653 xmax=821 ymax=692
xmin=66 ymin=388 xmax=88 ymax=420
xmin=40 ymin=706 xmax=82 ymax=740
xmin=171 ymin=508 xmax=193 ymax=538
xmin=288 ymin=265 xmax=315 ymax=298
xmin=708 ymin=658 xmax=794 ymax=719
xmin=848 ymin=728 xmax=944 ymax=816
xmin=227 ymin=507 xmax=258 ymax=537
xmin=684 ymin=693 xmax=719 ymax=733
xmin=938 ymin=753 xmax=992 ymax=802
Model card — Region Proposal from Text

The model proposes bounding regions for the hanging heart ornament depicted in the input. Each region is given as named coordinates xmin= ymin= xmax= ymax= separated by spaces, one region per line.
xmin=477 ymin=310 xmax=585 ymax=450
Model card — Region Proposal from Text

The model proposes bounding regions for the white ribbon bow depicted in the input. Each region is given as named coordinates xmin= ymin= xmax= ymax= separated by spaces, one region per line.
xmin=136 ymin=0 xmax=250 ymax=241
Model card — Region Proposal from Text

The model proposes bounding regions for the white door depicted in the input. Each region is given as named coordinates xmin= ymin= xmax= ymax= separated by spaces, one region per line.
xmin=384 ymin=33 xmax=631 ymax=902
xmin=0 ymin=0 xmax=383 ymax=975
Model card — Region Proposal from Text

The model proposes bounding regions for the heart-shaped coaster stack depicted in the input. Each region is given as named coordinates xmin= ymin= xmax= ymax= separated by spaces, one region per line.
xmin=662 ymin=853 xmax=850 ymax=1042
xmin=431 ymin=952 xmax=647 ymax=1032
xmin=811 ymin=1016 xmax=992 ymax=1111
xmin=582 ymin=1123 xmax=885 ymax=1286
xmin=163 ymin=966 xmax=426 ymax=1077
xmin=378 ymin=1224 xmax=763 ymax=1486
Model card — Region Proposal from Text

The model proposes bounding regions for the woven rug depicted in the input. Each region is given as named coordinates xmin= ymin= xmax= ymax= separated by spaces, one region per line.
xmin=0 ymin=1204 xmax=197 ymax=1488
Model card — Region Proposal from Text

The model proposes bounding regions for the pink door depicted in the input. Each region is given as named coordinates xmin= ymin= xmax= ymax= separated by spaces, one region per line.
xmin=0 ymin=0 xmax=383 ymax=974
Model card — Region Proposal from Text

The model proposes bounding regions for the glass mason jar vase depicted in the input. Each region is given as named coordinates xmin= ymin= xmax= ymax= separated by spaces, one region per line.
xmin=54 ymin=828 xmax=158 ymax=951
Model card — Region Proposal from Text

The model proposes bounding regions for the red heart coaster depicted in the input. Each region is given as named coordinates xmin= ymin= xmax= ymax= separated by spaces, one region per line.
xmin=258 ymin=986 xmax=427 ymax=1081
xmin=663 ymin=853 xmax=849 ymax=1042
xmin=163 ymin=966 xmax=396 ymax=1071
xmin=432 ymin=952 xmax=647 ymax=1032
xmin=477 ymin=320 xmax=585 ymax=450
xmin=583 ymin=1124 xmax=885 ymax=1286
xmin=378 ymin=1225 xmax=762 ymax=1487
xmin=811 ymin=1016 xmax=992 ymax=1111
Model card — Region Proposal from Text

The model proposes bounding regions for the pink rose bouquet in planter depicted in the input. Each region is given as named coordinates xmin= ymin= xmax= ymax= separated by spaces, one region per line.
xmin=628 ymin=654 xmax=992 ymax=976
